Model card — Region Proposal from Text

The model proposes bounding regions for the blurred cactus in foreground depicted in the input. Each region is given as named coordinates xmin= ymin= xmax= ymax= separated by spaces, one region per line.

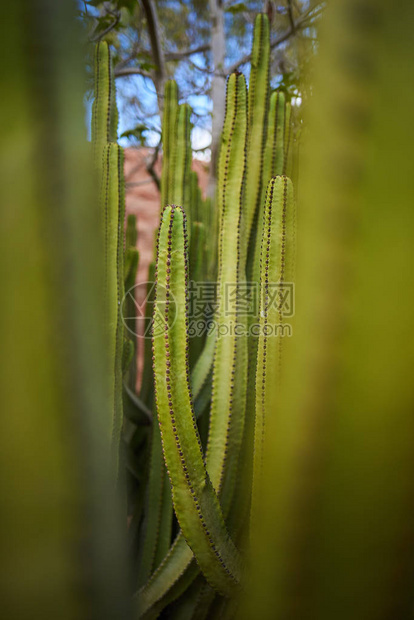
xmin=0 ymin=1 xmax=130 ymax=618
xmin=243 ymin=1 xmax=414 ymax=618
xmin=3 ymin=1 xmax=413 ymax=619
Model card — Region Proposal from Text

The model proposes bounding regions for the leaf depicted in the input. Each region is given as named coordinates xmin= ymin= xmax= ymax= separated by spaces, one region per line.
xmin=120 ymin=124 xmax=148 ymax=145
xmin=225 ymin=2 xmax=249 ymax=14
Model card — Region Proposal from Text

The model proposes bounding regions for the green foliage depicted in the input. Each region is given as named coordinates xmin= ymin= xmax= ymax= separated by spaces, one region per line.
xmin=225 ymin=3 xmax=249 ymax=14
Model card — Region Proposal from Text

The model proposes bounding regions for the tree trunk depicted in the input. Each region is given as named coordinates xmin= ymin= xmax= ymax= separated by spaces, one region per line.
xmin=140 ymin=0 xmax=165 ymax=112
xmin=208 ymin=0 xmax=226 ymax=199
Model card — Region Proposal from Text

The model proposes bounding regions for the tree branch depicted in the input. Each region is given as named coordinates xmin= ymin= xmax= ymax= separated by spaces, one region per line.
xmin=286 ymin=0 xmax=295 ymax=33
xmin=165 ymin=44 xmax=210 ymax=61
xmin=146 ymin=142 xmax=161 ymax=191
xmin=226 ymin=4 xmax=324 ymax=74
xmin=115 ymin=43 xmax=211 ymax=78
xmin=114 ymin=66 xmax=152 ymax=79
xmin=89 ymin=10 xmax=120 ymax=42
xmin=139 ymin=0 xmax=165 ymax=105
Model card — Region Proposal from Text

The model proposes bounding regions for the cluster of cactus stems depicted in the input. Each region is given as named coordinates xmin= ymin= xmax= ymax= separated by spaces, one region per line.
xmin=6 ymin=1 xmax=412 ymax=618
xmin=1 ymin=1 xmax=131 ymax=617
xmin=91 ymin=13 xmax=297 ymax=615
xmin=88 ymin=14 xmax=295 ymax=618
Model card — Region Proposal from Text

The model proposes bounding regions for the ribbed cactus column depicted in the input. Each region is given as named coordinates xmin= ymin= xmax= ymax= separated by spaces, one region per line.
xmin=251 ymin=176 xmax=295 ymax=522
xmin=169 ymin=104 xmax=192 ymax=224
xmin=240 ymin=13 xmax=270 ymax=270
xmin=124 ymin=214 xmax=139 ymax=390
xmin=208 ymin=71 xmax=248 ymax=513
xmin=0 ymin=1 xmax=129 ymax=618
xmin=160 ymin=80 xmax=179 ymax=211
xmin=244 ymin=1 xmax=414 ymax=618
xmin=92 ymin=40 xmax=118 ymax=167
xmin=101 ymin=143 xmax=126 ymax=472
xmin=152 ymin=205 xmax=241 ymax=595
xmin=136 ymin=72 xmax=249 ymax=619
xmin=91 ymin=38 xmax=126 ymax=474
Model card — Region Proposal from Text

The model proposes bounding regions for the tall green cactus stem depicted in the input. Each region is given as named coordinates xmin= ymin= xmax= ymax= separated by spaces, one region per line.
xmin=137 ymin=261 xmax=174 ymax=587
xmin=124 ymin=214 xmax=139 ymax=390
xmin=124 ymin=215 xmax=139 ymax=330
xmin=244 ymin=0 xmax=414 ymax=618
xmin=136 ymin=263 xmax=173 ymax=597
xmin=208 ymin=72 xmax=247 ymax=510
xmin=137 ymin=53 xmax=260 ymax=620
xmin=189 ymin=170 xmax=200 ymax=225
xmin=126 ymin=212 xmax=138 ymax=248
xmin=137 ymin=538 xmax=197 ymax=619
xmin=0 ymin=1 xmax=129 ymax=616
xmin=266 ymin=92 xmax=288 ymax=180
xmin=252 ymin=90 xmax=291 ymax=283
xmin=92 ymin=41 xmax=118 ymax=167
xmin=152 ymin=204 xmax=241 ymax=595
xmin=239 ymin=92 xmax=293 ymax=542
xmin=161 ymin=80 xmax=179 ymax=210
xmin=189 ymin=221 xmax=207 ymax=368
xmin=191 ymin=327 xmax=216 ymax=401
xmin=137 ymin=421 xmax=172 ymax=586
xmin=239 ymin=13 xmax=270 ymax=269
xmin=169 ymin=104 xmax=192 ymax=222
xmin=251 ymin=175 xmax=295 ymax=522
xmin=101 ymin=143 xmax=126 ymax=471
xmin=140 ymin=262 xmax=156 ymax=406
xmin=283 ymin=101 xmax=292 ymax=176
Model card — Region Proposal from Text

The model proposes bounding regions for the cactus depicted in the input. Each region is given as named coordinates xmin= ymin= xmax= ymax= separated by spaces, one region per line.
xmin=169 ymin=104 xmax=192 ymax=221
xmin=6 ymin=1 xmax=412 ymax=618
xmin=160 ymin=85 xmax=192 ymax=222
xmin=243 ymin=1 xmax=414 ymax=619
xmin=160 ymin=80 xmax=179 ymax=211
xmin=0 ymin=0 xmax=129 ymax=617
xmin=251 ymin=175 xmax=295 ymax=522
xmin=140 ymin=263 xmax=157 ymax=406
xmin=91 ymin=38 xmax=126 ymax=474
xmin=133 ymin=15 xmax=286 ymax=617
xmin=124 ymin=214 xmax=139 ymax=390
xmin=153 ymin=204 xmax=241 ymax=595
xmin=101 ymin=142 xmax=126 ymax=472
xmin=92 ymin=40 xmax=118 ymax=168
xmin=208 ymin=71 xmax=248 ymax=513
xmin=240 ymin=13 xmax=270 ymax=269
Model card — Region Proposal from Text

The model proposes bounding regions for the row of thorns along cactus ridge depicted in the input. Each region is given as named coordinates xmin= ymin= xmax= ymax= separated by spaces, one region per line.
xmin=93 ymin=13 xmax=296 ymax=616
xmin=87 ymin=3 xmax=414 ymax=619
